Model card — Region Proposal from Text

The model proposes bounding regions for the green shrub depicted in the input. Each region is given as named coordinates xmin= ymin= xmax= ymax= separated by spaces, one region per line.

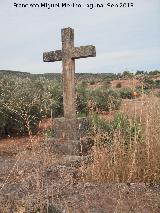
xmin=148 ymin=70 xmax=160 ymax=76
xmin=119 ymin=88 xmax=143 ymax=99
xmin=0 ymin=76 xmax=63 ymax=137
xmin=76 ymin=87 xmax=122 ymax=115
xmin=90 ymin=89 xmax=121 ymax=112
xmin=122 ymin=71 xmax=134 ymax=79
xmin=103 ymin=80 xmax=111 ymax=89
xmin=76 ymin=85 xmax=88 ymax=115
xmin=141 ymin=77 xmax=160 ymax=89
xmin=47 ymin=81 xmax=63 ymax=117
xmin=155 ymin=80 xmax=160 ymax=88
xmin=89 ymin=112 xmax=142 ymax=146
xmin=119 ymin=88 xmax=132 ymax=99
xmin=0 ymin=75 xmax=124 ymax=138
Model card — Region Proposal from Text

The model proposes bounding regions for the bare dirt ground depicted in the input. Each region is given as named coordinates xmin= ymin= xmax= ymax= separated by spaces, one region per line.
xmin=111 ymin=79 xmax=140 ymax=89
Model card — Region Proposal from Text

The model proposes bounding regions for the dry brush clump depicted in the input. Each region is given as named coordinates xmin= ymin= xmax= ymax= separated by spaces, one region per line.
xmin=82 ymin=95 xmax=160 ymax=183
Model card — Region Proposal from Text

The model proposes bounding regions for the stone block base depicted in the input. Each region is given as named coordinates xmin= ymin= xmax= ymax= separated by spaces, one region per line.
xmin=54 ymin=117 xmax=79 ymax=141
xmin=50 ymin=117 xmax=89 ymax=155
xmin=53 ymin=117 xmax=89 ymax=141
xmin=48 ymin=138 xmax=80 ymax=155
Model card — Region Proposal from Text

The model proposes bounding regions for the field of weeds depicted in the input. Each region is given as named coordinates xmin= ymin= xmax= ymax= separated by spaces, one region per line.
xmin=83 ymin=95 xmax=160 ymax=183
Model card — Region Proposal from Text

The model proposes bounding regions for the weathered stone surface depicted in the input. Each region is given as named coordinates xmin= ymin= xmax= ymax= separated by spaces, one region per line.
xmin=72 ymin=45 xmax=96 ymax=59
xmin=50 ymin=139 xmax=80 ymax=155
xmin=51 ymin=117 xmax=90 ymax=155
xmin=53 ymin=117 xmax=89 ymax=141
xmin=43 ymin=50 xmax=62 ymax=62
xmin=54 ymin=117 xmax=79 ymax=141
xmin=61 ymin=28 xmax=76 ymax=119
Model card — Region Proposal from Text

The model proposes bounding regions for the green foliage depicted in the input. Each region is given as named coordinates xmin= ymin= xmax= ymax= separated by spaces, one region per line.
xmin=148 ymin=70 xmax=160 ymax=76
xmin=122 ymin=71 xmax=134 ymax=79
xmin=103 ymin=80 xmax=111 ymax=89
xmin=119 ymin=88 xmax=141 ymax=99
xmin=112 ymin=113 xmax=142 ymax=142
xmin=1 ymin=75 xmax=122 ymax=137
xmin=90 ymin=112 xmax=142 ymax=146
xmin=144 ymin=78 xmax=154 ymax=88
xmin=135 ymin=70 xmax=145 ymax=75
xmin=90 ymin=89 xmax=122 ymax=112
xmin=76 ymin=86 xmax=122 ymax=115
xmin=155 ymin=80 xmax=160 ymax=88
xmin=119 ymin=88 xmax=133 ymax=99
xmin=143 ymin=77 xmax=160 ymax=89
xmin=76 ymin=84 xmax=88 ymax=115
xmin=0 ymin=76 xmax=62 ymax=137
xmin=3 ymin=70 xmax=154 ymax=138
xmin=47 ymin=81 xmax=63 ymax=117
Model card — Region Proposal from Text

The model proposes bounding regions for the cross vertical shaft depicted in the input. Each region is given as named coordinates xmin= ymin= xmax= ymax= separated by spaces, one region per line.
xmin=43 ymin=27 xmax=96 ymax=121
xmin=61 ymin=28 xmax=76 ymax=118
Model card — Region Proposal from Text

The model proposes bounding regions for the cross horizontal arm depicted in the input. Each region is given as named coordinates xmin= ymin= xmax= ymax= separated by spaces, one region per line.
xmin=43 ymin=50 xmax=62 ymax=62
xmin=72 ymin=45 xmax=96 ymax=59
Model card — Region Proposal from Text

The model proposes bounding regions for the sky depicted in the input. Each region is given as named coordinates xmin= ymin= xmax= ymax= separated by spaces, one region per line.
xmin=0 ymin=0 xmax=160 ymax=74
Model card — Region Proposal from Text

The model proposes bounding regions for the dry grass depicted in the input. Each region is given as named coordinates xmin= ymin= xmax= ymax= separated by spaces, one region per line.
xmin=0 ymin=95 xmax=160 ymax=212
xmin=83 ymin=95 xmax=160 ymax=183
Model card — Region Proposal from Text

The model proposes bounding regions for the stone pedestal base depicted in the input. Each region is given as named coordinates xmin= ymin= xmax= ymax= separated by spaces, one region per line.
xmin=50 ymin=117 xmax=89 ymax=155
xmin=48 ymin=138 xmax=80 ymax=155
xmin=54 ymin=117 xmax=79 ymax=141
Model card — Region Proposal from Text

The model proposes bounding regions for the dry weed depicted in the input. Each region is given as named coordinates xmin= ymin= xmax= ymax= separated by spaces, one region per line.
xmin=83 ymin=95 xmax=160 ymax=183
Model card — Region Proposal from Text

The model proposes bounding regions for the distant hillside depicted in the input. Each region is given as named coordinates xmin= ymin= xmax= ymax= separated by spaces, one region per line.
xmin=0 ymin=70 xmax=30 ymax=77
xmin=0 ymin=70 xmax=61 ymax=81
xmin=0 ymin=70 xmax=118 ymax=82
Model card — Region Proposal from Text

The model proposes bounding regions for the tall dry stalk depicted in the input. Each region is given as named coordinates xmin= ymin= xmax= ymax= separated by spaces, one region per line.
xmin=83 ymin=95 xmax=160 ymax=183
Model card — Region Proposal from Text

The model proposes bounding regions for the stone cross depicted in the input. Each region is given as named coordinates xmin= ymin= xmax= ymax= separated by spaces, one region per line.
xmin=43 ymin=27 xmax=96 ymax=119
